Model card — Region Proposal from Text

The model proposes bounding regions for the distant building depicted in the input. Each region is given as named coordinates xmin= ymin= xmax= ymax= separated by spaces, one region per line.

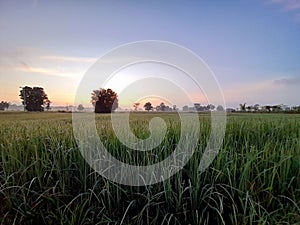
xmin=194 ymin=103 xmax=201 ymax=111
xmin=226 ymin=108 xmax=235 ymax=112
xmin=189 ymin=107 xmax=196 ymax=112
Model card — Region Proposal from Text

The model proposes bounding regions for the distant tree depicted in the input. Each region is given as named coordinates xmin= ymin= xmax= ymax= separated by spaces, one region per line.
xmin=45 ymin=99 xmax=51 ymax=111
xmin=19 ymin=86 xmax=49 ymax=111
xmin=156 ymin=102 xmax=167 ymax=112
xmin=240 ymin=103 xmax=246 ymax=111
xmin=77 ymin=104 xmax=84 ymax=111
xmin=272 ymin=105 xmax=281 ymax=112
xmin=226 ymin=108 xmax=235 ymax=112
xmin=133 ymin=102 xmax=140 ymax=111
xmin=92 ymin=88 xmax=118 ymax=113
xmin=207 ymin=104 xmax=215 ymax=111
xmin=265 ymin=105 xmax=272 ymax=113
xmin=253 ymin=104 xmax=260 ymax=112
xmin=144 ymin=102 xmax=153 ymax=111
xmin=0 ymin=101 xmax=9 ymax=111
xmin=292 ymin=106 xmax=300 ymax=113
xmin=216 ymin=105 xmax=224 ymax=111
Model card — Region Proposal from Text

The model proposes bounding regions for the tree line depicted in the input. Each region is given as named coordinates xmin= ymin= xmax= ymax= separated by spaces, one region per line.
xmin=1 ymin=86 xmax=300 ymax=113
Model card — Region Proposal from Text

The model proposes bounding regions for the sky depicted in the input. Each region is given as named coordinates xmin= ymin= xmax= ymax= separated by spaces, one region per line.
xmin=0 ymin=0 xmax=300 ymax=109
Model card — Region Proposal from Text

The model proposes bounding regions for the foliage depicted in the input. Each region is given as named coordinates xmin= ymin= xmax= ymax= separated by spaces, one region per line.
xmin=133 ymin=102 xmax=140 ymax=111
xmin=156 ymin=102 xmax=166 ymax=111
xmin=0 ymin=101 xmax=9 ymax=111
xmin=207 ymin=103 xmax=215 ymax=111
xmin=143 ymin=102 xmax=153 ymax=111
xmin=91 ymin=88 xmax=118 ymax=113
xmin=19 ymin=86 xmax=49 ymax=111
xmin=240 ymin=103 xmax=246 ymax=111
xmin=216 ymin=105 xmax=224 ymax=111
xmin=45 ymin=99 xmax=51 ymax=111
xmin=77 ymin=104 xmax=84 ymax=111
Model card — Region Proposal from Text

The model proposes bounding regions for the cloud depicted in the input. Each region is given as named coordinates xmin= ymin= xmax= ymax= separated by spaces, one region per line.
xmin=0 ymin=47 xmax=97 ymax=78
xmin=16 ymin=60 xmax=83 ymax=78
xmin=266 ymin=0 xmax=300 ymax=22
xmin=17 ymin=64 xmax=74 ymax=77
xmin=268 ymin=0 xmax=300 ymax=11
xmin=223 ymin=76 xmax=300 ymax=106
xmin=273 ymin=76 xmax=300 ymax=85
xmin=41 ymin=55 xmax=97 ymax=63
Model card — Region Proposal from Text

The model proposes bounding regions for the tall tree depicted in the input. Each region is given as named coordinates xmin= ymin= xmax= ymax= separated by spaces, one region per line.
xmin=144 ymin=102 xmax=153 ymax=111
xmin=92 ymin=88 xmax=118 ymax=113
xmin=19 ymin=86 xmax=49 ymax=111
xmin=0 ymin=101 xmax=9 ymax=111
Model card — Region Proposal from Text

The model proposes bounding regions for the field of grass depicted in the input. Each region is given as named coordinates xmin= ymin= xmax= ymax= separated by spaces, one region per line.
xmin=0 ymin=112 xmax=299 ymax=225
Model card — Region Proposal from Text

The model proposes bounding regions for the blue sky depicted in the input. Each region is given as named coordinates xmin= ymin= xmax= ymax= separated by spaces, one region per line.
xmin=0 ymin=0 xmax=299 ymax=108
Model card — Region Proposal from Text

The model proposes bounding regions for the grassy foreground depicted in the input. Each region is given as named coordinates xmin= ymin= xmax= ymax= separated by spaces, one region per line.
xmin=0 ymin=112 xmax=299 ymax=224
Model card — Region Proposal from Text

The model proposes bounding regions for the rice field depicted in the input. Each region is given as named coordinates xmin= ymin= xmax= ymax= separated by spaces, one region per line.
xmin=0 ymin=112 xmax=299 ymax=225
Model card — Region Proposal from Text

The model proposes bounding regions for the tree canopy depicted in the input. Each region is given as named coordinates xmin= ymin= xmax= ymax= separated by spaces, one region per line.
xmin=133 ymin=103 xmax=140 ymax=111
xmin=144 ymin=102 xmax=153 ymax=111
xmin=92 ymin=88 xmax=118 ymax=113
xmin=0 ymin=101 xmax=9 ymax=111
xmin=77 ymin=104 xmax=84 ymax=111
xmin=19 ymin=86 xmax=49 ymax=111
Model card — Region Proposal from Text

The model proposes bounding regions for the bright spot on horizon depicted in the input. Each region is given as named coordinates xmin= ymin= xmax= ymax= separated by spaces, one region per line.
xmin=102 ymin=62 xmax=209 ymax=109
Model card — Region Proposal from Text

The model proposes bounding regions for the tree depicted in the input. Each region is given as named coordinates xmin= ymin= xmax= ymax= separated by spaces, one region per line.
xmin=144 ymin=102 xmax=153 ymax=111
xmin=45 ymin=99 xmax=51 ymax=111
xmin=19 ymin=86 xmax=49 ymax=111
xmin=292 ymin=106 xmax=300 ymax=113
xmin=265 ymin=105 xmax=272 ymax=113
xmin=216 ymin=105 xmax=224 ymax=111
xmin=0 ymin=101 xmax=9 ymax=111
xmin=272 ymin=105 xmax=281 ymax=112
xmin=92 ymin=88 xmax=118 ymax=113
xmin=133 ymin=102 xmax=140 ymax=111
xmin=77 ymin=104 xmax=84 ymax=111
xmin=240 ymin=103 xmax=246 ymax=111
xmin=207 ymin=104 xmax=215 ymax=111
xmin=91 ymin=90 xmax=100 ymax=107
xmin=253 ymin=104 xmax=260 ymax=112
xmin=157 ymin=102 xmax=166 ymax=111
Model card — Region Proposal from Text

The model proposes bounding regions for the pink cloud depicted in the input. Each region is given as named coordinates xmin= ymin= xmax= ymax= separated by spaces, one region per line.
xmin=268 ymin=0 xmax=300 ymax=11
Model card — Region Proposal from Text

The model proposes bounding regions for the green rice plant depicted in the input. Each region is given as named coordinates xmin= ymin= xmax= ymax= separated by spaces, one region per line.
xmin=0 ymin=112 xmax=299 ymax=224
